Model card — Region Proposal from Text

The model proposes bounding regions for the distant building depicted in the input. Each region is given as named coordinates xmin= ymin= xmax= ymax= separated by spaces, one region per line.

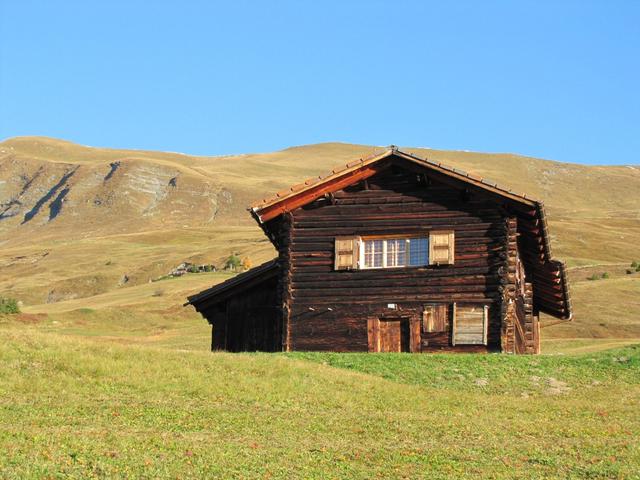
xmin=186 ymin=147 xmax=571 ymax=353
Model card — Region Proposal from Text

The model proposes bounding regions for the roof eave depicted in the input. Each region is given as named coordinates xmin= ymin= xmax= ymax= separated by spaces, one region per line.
xmin=185 ymin=259 xmax=279 ymax=308
xmin=250 ymin=148 xmax=539 ymax=224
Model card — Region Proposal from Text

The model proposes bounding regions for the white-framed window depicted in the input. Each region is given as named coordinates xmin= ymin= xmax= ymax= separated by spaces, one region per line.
xmin=334 ymin=231 xmax=454 ymax=271
xmin=360 ymin=237 xmax=430 ymax=269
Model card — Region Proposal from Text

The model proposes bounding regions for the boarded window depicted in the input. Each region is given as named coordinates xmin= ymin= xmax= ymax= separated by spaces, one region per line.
xmin=334 ymin=236 xmax=359 ymax=270
xmin=422 ymin=304 xmax=448 ymax=333
xmin=452 ymin=304 xmax=488 ymax=345
xmin=429 ymin=231 xmax=454 ymax=265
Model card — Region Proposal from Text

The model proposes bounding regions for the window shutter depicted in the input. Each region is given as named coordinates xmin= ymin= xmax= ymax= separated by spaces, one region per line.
xmin=452 ymin=304 xmax=488 ymax=345
xmin=429 ymin=231 xmax=454 ymax=265
xmin=334 ymin=236 xmax=359 ymax=270
xmin=422 ymin=304 xmax=448 ymax=333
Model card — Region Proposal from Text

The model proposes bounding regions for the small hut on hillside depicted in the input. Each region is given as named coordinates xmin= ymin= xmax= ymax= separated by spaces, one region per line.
xmin=186 ymin=147 xmax=571 ymax=353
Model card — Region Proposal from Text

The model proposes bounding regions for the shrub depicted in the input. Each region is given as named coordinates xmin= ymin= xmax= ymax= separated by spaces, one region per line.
xmin=0 ymin=297 xmax=20 ymax=314
xmin=586 ymin=274 xmax=600 ymax=281
xmin=627 ymin=269 xmax=634 ymax=275
xmin=187 ymin=265 xmax=199 ymax=273
xmin=631 ymin=261 xmax=638 ymax=268
xmin=601 ymin=272 xmax=609 ymax=279
xmin=637 ymin=265 xmax=640 ymax=272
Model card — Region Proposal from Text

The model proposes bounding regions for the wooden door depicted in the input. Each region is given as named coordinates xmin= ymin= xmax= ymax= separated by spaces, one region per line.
xmin=378 ymin=319 xmax=410 ymax=352
xmin=379 ymin=320 xmax=400 ymax=352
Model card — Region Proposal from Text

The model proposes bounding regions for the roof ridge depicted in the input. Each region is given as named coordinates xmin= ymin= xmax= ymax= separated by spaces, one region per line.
xmin=249 ymin=146 xmax=540 ymax=213
xmin=392 ymin=148 xmax=539 ymax=204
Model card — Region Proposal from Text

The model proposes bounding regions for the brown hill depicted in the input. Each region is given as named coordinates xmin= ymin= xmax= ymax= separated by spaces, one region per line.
xmin=1 ymin=136 xmax=639 ymax=344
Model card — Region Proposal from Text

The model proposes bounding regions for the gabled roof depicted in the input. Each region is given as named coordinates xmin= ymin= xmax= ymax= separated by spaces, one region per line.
xmin=248 ymin=146 xmax=572 ymax=321
xmin=250 ymin=146 xmax=538 ymax=224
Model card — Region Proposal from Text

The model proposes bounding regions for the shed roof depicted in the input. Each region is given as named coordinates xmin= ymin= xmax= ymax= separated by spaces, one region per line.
xmin=185 ymin=259 xmax=279 ymax=311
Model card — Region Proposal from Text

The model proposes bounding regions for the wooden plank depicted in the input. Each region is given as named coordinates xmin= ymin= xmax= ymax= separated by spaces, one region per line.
xmin=483 ymin=305 xmax=489 ymax=345
xmin=423 ymin=304 xmax=448 ymax=333
xmin=334 ymin=236 xmax=358 ymax=270
xmin=451 ymin=303 xmax=457 ymax=346
xmin=257 ymin=164 xmax=386 ymax=222
xmin=379 ymin=320 xmax=401 ymax=352
xmin=367 ymin=318 xmax=376 ymax=352
xmin=429 ymin=230 xmax=455 ymax=265
xmin=453 ymin=305 xmax=488 ymax=345
xmin=410 ymin=317 xmax=421 ymax=353
xmin=423 ymin=305 xmax=435 ymax=333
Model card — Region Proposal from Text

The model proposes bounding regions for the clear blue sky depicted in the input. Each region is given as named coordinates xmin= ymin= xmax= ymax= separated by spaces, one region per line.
xmin=1 ymin=1 xmax=638 ymax=165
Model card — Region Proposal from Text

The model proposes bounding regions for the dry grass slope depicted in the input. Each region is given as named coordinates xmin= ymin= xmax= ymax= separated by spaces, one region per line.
xmin=0 ymin=136 xmax=639 ymax=346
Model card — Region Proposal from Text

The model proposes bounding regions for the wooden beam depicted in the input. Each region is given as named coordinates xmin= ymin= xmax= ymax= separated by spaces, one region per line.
xmin=256 ymin=163 xmax=386 ymax=222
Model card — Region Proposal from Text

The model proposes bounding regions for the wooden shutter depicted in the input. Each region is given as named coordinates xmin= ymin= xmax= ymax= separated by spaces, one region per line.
xmin=334 ymin=236 xmax=359 ymax=270
xmin=422 ymin=304 xmax=448 ymax=333
xmin=452 ymin=304 xmax=488 ymax=345
xmin=367 ymin=318 xmax=379 ymax=352
xmin=429 ymin=231 xmax=455 ymax=265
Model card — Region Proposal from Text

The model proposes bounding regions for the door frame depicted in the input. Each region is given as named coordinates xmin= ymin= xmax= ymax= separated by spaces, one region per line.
xmin=367 ymin=315 xmax=421 ymax=353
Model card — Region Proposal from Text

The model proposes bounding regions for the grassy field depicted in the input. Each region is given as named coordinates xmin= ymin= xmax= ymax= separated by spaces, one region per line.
xmin=1 ymin=319 xmax=638 ymax=479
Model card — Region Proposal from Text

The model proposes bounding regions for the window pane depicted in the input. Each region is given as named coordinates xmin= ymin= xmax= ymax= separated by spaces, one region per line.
xmin=363 ymin=237 xmax=426 ymax=268
xmin=373 ymin=240 xmax=383 ymax=267
xmin=397 ymin=239 xmax=406 ymax=266
xmin=409 ymin=238 xmax=429 ymax=266
xmin=386 ymin=239 xmax=406 ymax=267
xmin=364 ymin=240 xmax=373 ymax=267
xmin=364 ymin=239 xmax=384 ymax=268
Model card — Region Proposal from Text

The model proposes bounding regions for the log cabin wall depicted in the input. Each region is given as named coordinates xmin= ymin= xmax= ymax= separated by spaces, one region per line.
xmin=204 ymin=275 xmax=281 ymax=352
xmin=514 ymin=251 xmax=538 ymax=354
xmin=283 ymin=164 xmax=511 ymax=352
xmin=497 ymin=218 xmax=539 ymax=354
xmin=190 ymin=148 xmax=569 ymax=353
xmin=500 ymin=217 xmax=518 ymax=353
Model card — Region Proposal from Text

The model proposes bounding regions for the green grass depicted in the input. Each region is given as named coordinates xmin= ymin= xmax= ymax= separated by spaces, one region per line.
xmin=288 ymin=346 xmax=640 ymax=395
xmin=0 ymin=320 xmax=639 ymax=479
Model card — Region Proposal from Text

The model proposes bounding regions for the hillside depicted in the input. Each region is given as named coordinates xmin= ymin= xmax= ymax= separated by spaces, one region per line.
xmin=1 ymin=136 xmax=639 ymax=345
xmin=1 ymin=325 xmax=638 ymax=478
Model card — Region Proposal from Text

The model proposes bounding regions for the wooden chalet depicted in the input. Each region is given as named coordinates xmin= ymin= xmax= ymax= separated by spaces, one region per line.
xmin=186 ymin=147 xmax=572 ymax=354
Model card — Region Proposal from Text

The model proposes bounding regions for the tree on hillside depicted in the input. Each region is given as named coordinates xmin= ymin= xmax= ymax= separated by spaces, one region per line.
xmin=241 ymin=257 xmax=252 ymax=271
xmin=225 ymin=254 xmax=242 ymax=271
